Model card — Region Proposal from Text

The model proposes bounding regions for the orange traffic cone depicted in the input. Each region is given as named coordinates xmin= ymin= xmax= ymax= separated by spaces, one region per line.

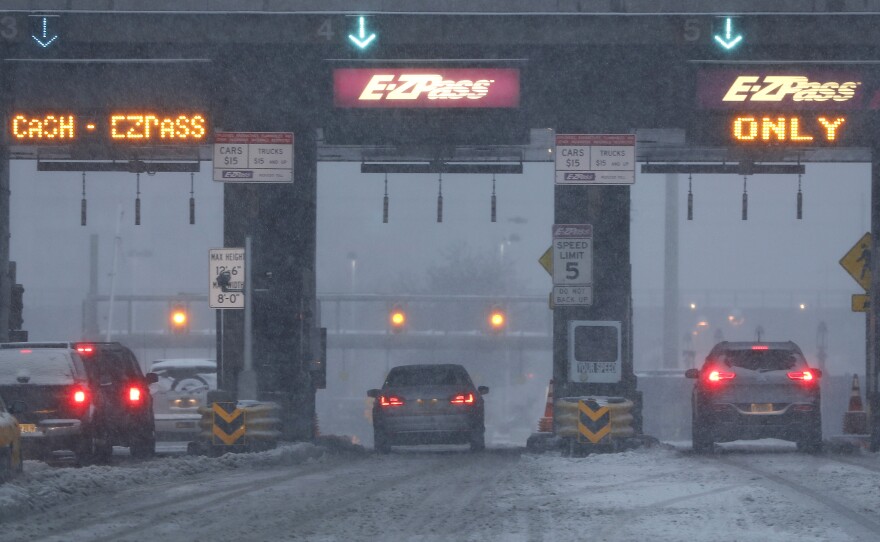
xmin=843 ymin=374 xmax=868 ymax=434
xmin=848 ymin=374 xmax=864 ymax=412
xmin=537 ymin=379 xmax=554 ymax=433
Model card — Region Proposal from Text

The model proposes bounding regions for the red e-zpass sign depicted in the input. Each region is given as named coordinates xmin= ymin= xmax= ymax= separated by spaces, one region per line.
xmin=333 ymin=68 xmax=520 ymax=108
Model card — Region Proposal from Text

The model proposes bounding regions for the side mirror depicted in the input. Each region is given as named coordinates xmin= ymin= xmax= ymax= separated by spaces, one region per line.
xmin=478 ymin=386 xmax=489 ymax=395
xmin=367 ymin=389 xmax=380 ymax=398
xmin=145 ymin=372 xmax=159 ymax=384
xmin=9 ymin=400 xmax=26 ymax=416
xmin=685 ymin=369 xmax=699 ymax=379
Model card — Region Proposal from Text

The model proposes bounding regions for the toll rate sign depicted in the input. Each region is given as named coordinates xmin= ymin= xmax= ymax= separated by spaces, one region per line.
xmin=552 ymin=224 xmax=593 ymax=306
xmin=555 ymin=134 xmax=635 ymax=185
xmin=213 ymin=132 xmax=293 ymax=183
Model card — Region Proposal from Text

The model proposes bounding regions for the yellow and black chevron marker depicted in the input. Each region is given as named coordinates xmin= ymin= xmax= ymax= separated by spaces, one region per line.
xmin=577 ymin=399 xmax=610 ymax=444
xmin=212 ymin=402 xmax=246 ymax=445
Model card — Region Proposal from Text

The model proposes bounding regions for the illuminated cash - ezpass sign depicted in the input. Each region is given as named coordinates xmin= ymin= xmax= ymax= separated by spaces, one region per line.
xmin=333 ymin=68 xmax=520 ymax=108
xmin=9 ymin=112 xmax=208 ymax=143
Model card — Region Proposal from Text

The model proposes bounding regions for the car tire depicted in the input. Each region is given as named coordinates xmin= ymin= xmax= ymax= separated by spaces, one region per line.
xmin=469 ymin=429 xmax=485 ymax=452
xmin=77 ymin=435 xmax=113 ymax=466
xmin=0 ymin=446 xmax=13 ymax=483
xmin=796 ymin=425 xmax=823 ymax=454
xmin=130 ymin=432 xmax=156 ymax=459
xmin=373 ymin=428 xmax=391 ymax=454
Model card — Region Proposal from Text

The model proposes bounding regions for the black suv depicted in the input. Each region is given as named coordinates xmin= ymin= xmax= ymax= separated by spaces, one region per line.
xmin=0 ymin=342 xmax=158 ymax=464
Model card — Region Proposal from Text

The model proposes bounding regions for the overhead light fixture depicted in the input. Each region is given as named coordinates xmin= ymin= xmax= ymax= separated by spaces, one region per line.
xmin=687 ymin=173 xmax=693 ymax=221
xmin=80 ymin=172 xmax=87 ymax=226
xmin=383 ymin=173 xmax=389 ymax=224
xmin=796 ymin=171 xmax=803 ymax=220
xmin=189 ymin=172 xmax=196 ymax=225
xmin=135 ymin=172 xmax=141 ymax=226
xmin=437 ymin=173 xmax=443 ymax=223
xmin=491 ymin=173 xmax=497 ymax=223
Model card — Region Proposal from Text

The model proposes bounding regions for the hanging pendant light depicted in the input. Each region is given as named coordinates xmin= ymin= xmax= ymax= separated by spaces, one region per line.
xmin=741 ymin=176 xmax=748 ymax=221
xmin=383 ymin=173 xmax=389 ymax=224
xmin=436 ymin=173 xmax=443 ymax=223
xmin=687 ymin=173 xmax=693 ymax=221
xmin=135 ymin=172 xmax=141 ymax=226
xmin=491 ymin=174 xmax=497 ymax=223
xmin=189 ymin=172 xmax=196 ymax=225
xmin=80 ymin=172 xmax=87 ymax=226
xmin=796 ymin=172 xmax=803 ymax=220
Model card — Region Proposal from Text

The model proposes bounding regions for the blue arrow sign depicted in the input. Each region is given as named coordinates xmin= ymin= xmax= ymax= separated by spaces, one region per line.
xmin=348 ymin=17 xmax=376 ymax=49
xmin=32 ymin=16 xmax=59 ymax=48
xmin=713 ymin=17 xmax=742 ymax=50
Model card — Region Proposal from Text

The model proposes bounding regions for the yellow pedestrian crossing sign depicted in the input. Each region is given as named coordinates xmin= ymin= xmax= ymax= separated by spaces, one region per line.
xmin=840 ymin=232 xmax=872 ymax=292
xmin=852 ymin=294 xmax=870 ymax=312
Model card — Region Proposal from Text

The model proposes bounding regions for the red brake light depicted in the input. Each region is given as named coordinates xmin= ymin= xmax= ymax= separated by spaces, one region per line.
xmin=707 ymin=370 xmax=735 ymax=382
xmin=788 ymin=370 xmax=815 ymax=382
xmin=20 ymin=349 xmax=31 ymax=354
xmin=379 ymin=395 xmax=404 ymax=407
xmin=129 ymin=386 xmax=142 ymax=403
xmin=751 ymin=345 xmax=769 ymax=350
xmin=76 ymin=344 xmax=94 ymax=354
xmin=450 ymin=393 xmax=475 ymax=404
xmin=71 ymin=388 xmax=89 ymax=406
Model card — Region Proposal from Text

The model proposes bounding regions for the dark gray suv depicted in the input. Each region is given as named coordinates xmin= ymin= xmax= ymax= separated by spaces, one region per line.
xmin=686 ymin=341 xmax=822 ymax=453
xmin=0 ymin=342 xmax=158 ymax=464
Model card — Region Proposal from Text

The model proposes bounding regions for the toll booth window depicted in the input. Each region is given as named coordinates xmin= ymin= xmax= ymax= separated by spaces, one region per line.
xmin=573 ymin=326 xmax=618 ymax=363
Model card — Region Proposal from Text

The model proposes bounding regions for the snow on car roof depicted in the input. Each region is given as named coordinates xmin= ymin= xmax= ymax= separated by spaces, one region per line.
xmin=150 ymin=358 xmax=216 ymax=370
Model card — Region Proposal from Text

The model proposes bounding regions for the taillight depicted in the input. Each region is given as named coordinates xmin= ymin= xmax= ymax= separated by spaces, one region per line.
xmin=751 ymin=345 xmax=769 ymax=350
xmin=379 ymin=395 xmax=404 ymax=407
xmin=707 ymin=370 xmax=735 ymax=382
xmin=129 ymin=386 xmax=143 ymax=403
xmin=450 ymin=393 xmax=475 ymax=404
xmin=71 ymin=387 xmax=89 ymax=406
xmin=788 ymin=370 xmax=815 ymax=382
xmin=75 ymin=344 xmax=94 ymax=354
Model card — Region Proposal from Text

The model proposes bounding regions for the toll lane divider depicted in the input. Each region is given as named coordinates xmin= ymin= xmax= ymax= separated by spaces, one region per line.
xmin=554 ymin=396 xmax=635 ymax=447
xmin=189 ymin=400 xmax=282 ymax=455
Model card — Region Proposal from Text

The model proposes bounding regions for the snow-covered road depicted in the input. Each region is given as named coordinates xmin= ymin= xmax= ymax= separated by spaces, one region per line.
xmin=1 ymin=440 xmax=879 ymax=541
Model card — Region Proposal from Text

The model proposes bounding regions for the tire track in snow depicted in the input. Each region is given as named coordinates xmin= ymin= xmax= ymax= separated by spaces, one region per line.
xmin=715 ymin=454 xmax=880 ymax=542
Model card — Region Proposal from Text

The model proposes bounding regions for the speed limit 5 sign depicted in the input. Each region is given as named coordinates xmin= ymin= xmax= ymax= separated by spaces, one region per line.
xmin=552 ymin=224 xmax=593 ymax=306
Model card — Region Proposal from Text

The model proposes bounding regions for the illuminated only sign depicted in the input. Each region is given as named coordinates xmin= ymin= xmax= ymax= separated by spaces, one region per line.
xmin=694 ymin=68 xmax=879 ymax=146
xmin=10 ymin=113 xmax=208 ymax=143
xmin=731 ymin=115 xmax=847 ymax=143
xmin=333 ymin=68 xmax=520 ymax=108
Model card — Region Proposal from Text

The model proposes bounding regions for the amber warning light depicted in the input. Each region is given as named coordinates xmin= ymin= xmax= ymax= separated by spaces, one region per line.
xmin=10 ymin=113 xmax=208 ymax=143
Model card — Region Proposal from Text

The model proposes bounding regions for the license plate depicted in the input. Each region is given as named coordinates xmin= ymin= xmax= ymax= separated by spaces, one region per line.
xmin=175 ymin=421 xmax=195 ymax=429
xmin=750 ymin=403 xmax=774 ymax=413
xmin=19 ymin=423 xmax=37 ymax=433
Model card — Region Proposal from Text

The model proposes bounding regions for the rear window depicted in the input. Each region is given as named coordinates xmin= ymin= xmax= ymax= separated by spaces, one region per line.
xmin=0 ymin=349 xmax=83 ymax=385
xmin=81 ymin=348 xmax=143 ymax=384
xmin=385 ymin=366 xmax=472 ymax=387
xmin=718 ymin=349 xmax=801 ymax=371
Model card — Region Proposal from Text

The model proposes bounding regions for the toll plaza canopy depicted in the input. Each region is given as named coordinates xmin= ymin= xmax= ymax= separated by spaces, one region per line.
xmin=4 ymin=0 xmax=880 ymax=447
